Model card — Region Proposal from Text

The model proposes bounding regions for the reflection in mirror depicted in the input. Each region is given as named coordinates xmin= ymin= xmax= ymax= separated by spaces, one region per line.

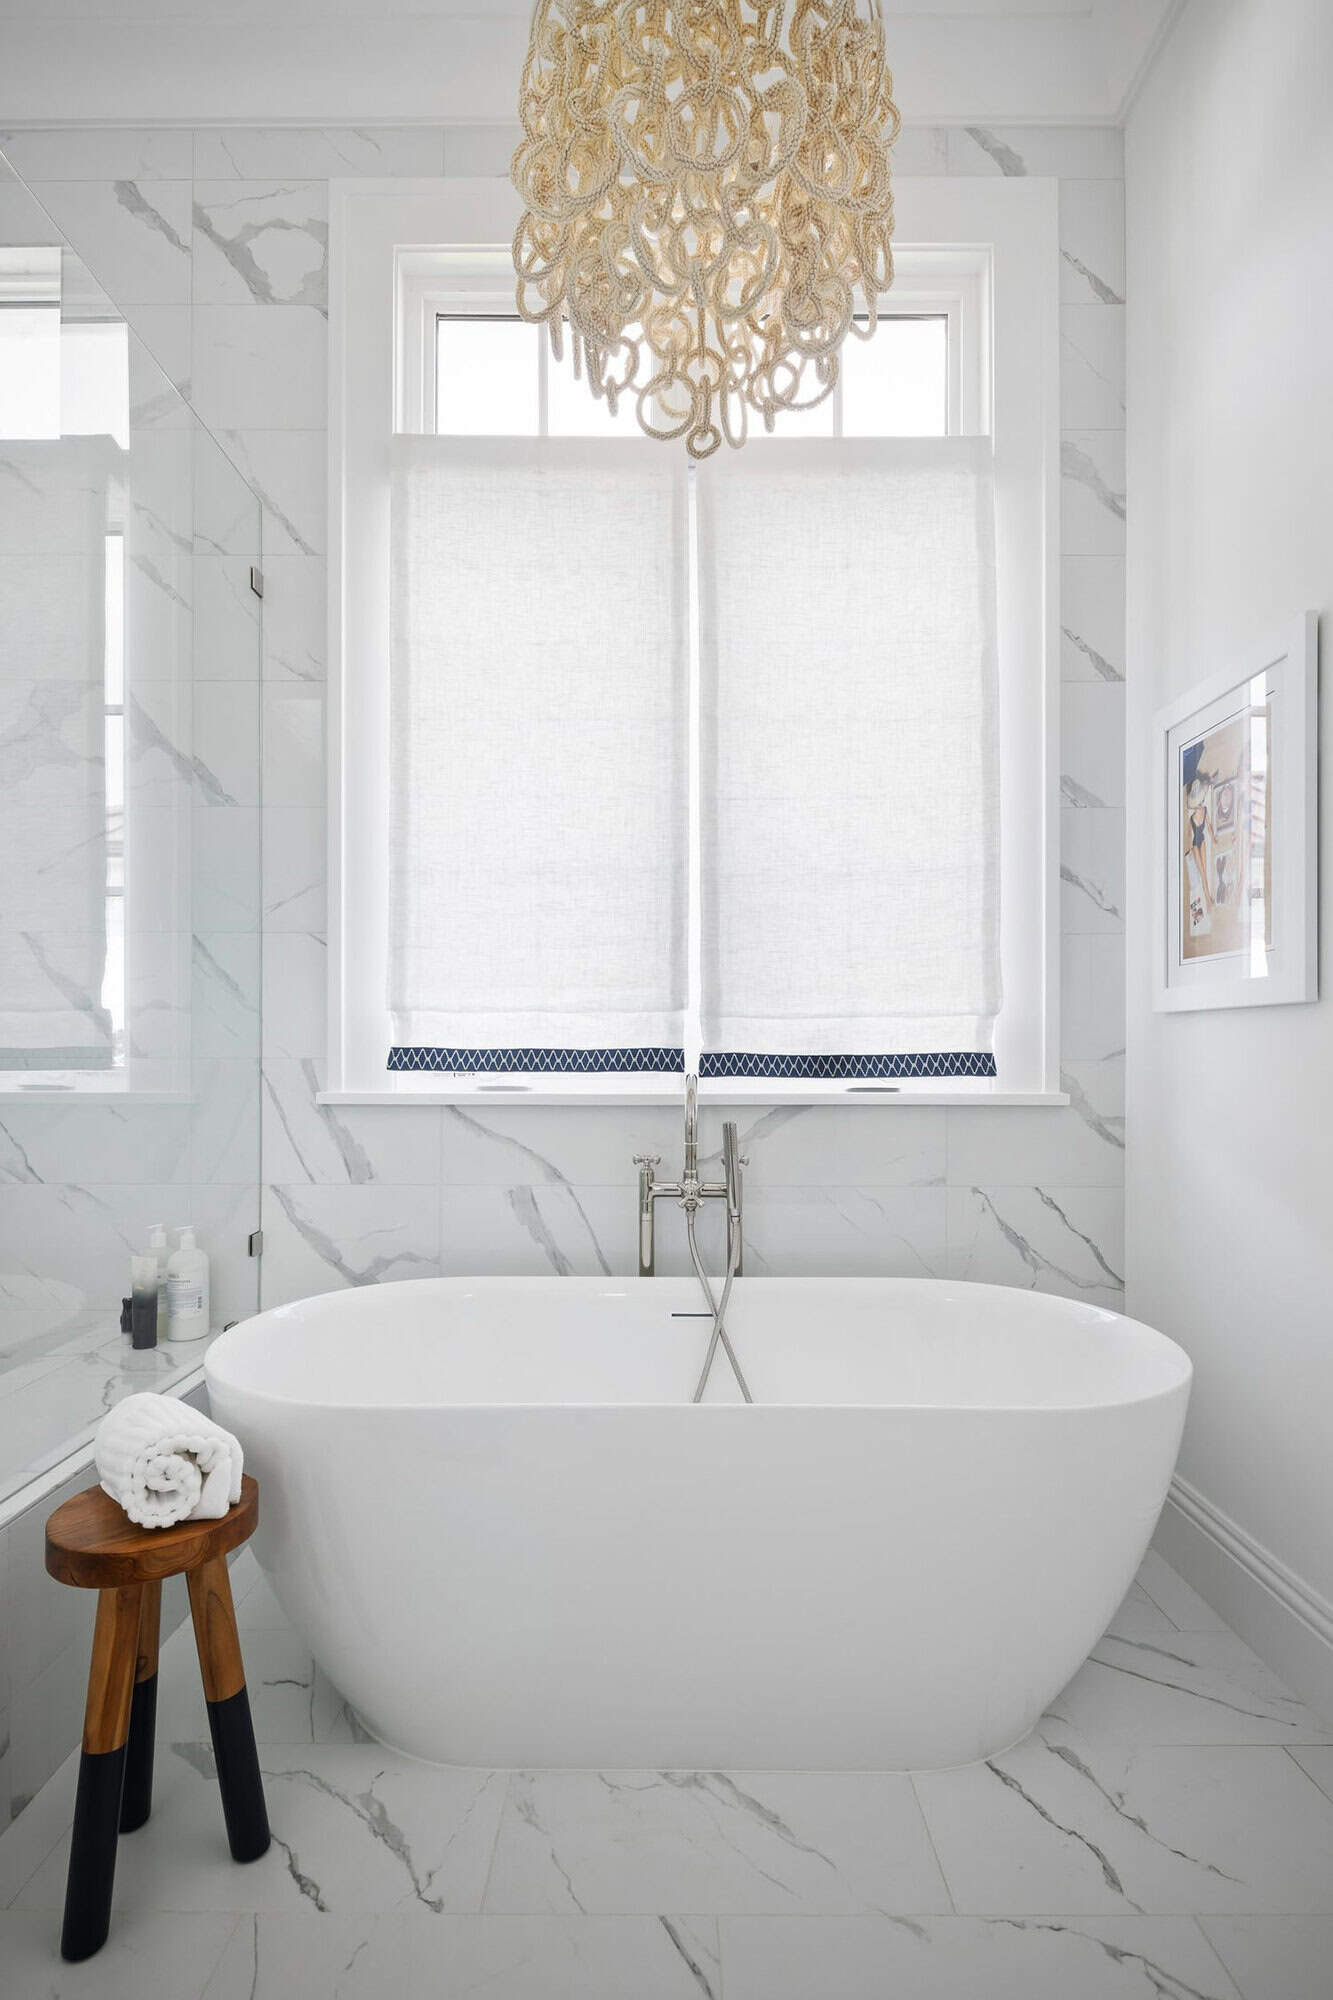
xmin=0 ymin=169 xmax=262 ymax=1509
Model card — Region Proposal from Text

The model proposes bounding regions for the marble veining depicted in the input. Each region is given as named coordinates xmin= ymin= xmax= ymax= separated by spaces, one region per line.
xmin=0 ymin=1551 xmax=1329 ymax=1995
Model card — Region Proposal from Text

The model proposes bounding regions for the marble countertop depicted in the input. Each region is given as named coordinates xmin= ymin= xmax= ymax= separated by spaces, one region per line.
xmin=0 ymin=1312 xmax=219 ymax=1513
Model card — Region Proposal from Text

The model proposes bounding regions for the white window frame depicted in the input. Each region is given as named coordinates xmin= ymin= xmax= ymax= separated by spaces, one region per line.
xmin=327 ymin=177 xmax=1062 ymax=1107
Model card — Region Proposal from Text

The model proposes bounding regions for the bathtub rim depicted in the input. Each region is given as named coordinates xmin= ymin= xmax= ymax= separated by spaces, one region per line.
xmin=206 ymin=1274 xmax=1193 ymax=1420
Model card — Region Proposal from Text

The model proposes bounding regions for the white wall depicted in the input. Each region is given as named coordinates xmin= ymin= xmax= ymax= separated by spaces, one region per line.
xmin=1125 ymin=0 xmax=1333 ymax=1693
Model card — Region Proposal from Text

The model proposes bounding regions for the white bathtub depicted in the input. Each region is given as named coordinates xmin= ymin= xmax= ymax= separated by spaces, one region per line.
xmin=206 ymin=1276 xmax=1190 ymax=1771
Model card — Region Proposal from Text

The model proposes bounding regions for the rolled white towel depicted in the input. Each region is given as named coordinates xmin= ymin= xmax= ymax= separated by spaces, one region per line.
xmin=95 ymin=1392 xmax=243 ymax=1530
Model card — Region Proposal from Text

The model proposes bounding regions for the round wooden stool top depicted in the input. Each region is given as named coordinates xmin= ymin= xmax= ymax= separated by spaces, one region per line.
xmin=46 ymin=1474 xmax=259 ymax=1589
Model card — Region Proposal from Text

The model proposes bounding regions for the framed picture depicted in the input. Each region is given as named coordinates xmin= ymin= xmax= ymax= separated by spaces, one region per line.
xmin=1153 ymin=613 xmax=1318 ymax=1013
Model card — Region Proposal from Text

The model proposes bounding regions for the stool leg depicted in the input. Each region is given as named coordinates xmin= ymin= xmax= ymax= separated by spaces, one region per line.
xmin=119 ymin=1580 xmax=161 ymax=1833
xmin=187 ymin=1555 xmax=270 ymax=1864
xmin=61 ymin=1584 xmax=141 ymax=1963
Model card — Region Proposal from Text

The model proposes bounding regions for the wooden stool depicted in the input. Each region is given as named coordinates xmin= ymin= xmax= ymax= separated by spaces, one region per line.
xmin=45 ymin=1473 xmax=270 ymax=1962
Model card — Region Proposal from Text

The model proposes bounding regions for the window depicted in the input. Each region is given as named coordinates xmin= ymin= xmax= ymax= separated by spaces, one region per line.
xmin=329 ymin=178 xmax=1058 ymax=1103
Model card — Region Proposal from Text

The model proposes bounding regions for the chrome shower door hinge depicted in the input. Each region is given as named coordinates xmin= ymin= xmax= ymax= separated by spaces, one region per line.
xmin=248 ymin=1229 xmax=264 ymax=1258
xmin=249 ymin=565 xmax=264 ymax=599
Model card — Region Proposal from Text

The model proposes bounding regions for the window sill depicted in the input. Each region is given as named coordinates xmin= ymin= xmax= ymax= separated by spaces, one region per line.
xmin=319 ymin=1084 xmax=1070 ymax=1110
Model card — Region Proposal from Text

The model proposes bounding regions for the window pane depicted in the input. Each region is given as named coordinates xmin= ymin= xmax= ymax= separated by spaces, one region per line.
xmin=547 ymin=348 xmax=630 ymax=437
xmin=436 ymin=316 xmax=539 ymax=435
xmin=0 ymin=305 xmax=61 ymax=439
xmin=841 ymin=316 xmax=948 ymax=437
xmin=61 ymin=320 xmax=130 ymax=449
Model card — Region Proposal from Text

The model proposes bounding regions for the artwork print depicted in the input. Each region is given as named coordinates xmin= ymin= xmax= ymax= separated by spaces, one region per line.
xmin=1179 ymin=696 xmax=1271 ymax=964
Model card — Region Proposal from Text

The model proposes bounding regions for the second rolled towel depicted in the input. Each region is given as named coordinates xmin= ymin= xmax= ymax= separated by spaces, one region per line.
xmin=95 ymin=1391 xmax=243 ymax=1530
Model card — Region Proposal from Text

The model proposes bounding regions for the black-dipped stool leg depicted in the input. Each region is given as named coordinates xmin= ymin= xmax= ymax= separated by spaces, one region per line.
xmin=188 ymin=1556 xmax=271 ymax=1863
xmin=119 ymin=1581 xmax=161 ymax=1833
xmin=61 ymin=1583 xmax=142 ymax=1962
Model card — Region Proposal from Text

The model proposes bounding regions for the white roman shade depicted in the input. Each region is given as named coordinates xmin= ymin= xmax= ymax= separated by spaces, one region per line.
xmin=695 ymin=438 xmax=1000 ymax=1078
xmin=388 ymin=437 xmax=689 ymax=1070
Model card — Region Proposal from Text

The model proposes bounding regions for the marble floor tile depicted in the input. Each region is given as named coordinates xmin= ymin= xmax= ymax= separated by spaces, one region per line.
xmin=16 ymin=1744 xmax=506 ymax=1917
xmin=0 ymin=1909 xmax=237 ymax=2000
xmin=482 ymin=1769 xmax=951 ymax=1915
xmin=1043 ymin=1630 xmax=1333 ymax=1746
xmin=200 ymin=1909 xmax=720 ymax=2000
xmin=0 ymin=1748 xmax=77 ymax=1906
xmin=154 ymin=1625 xmax=321 ymax=1745
xmin=1138 ymin=1550 xmax=1230 ymax=1631
xmin=1102 ymin=1582 xmax=1178 ymax=1643
xmin=717 ymin=1915 xmax=1243 ymax=2000
xmin=913 ymin=1736 xmax=1333 ymax=1914
xmin=1200 ymin=1916 xmax=1333 ymax=2000
xmin=1286 ymin=1745 xmax=1333 ymax=1803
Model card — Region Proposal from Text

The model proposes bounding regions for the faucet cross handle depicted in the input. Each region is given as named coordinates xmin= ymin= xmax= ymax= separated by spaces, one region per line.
xmin=633 ymin=1154 xmax=661 ymax=1170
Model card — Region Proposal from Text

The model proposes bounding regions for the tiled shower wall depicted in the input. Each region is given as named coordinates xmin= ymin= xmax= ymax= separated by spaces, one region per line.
xmin=0 ymin=118 xmax=1126 ymax=1307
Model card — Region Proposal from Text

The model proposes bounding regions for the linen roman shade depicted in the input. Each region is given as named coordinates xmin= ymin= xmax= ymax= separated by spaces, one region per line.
xmin=695 ymin=438 xmax=1000 ymax=1079
xmin=387 ymin=437 xmax=689 ymax=1071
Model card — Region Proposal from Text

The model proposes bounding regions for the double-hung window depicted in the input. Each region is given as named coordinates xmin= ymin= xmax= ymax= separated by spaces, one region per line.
xmin=330 ymin=177 xmax=1058 ymax=1104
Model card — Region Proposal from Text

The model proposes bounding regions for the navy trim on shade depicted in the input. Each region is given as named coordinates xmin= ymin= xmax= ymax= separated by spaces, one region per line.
xmin=387 ymin=1047 xmax=686 ymax=1074
xmin=387 ymin=1048 xmax=995 ymax=1081
xmin=698 ymin=1051 xmax=998 ymax=1080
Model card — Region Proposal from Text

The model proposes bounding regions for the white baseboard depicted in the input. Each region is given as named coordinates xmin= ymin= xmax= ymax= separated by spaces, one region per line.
xmin=1156 ymin=1474 xmax=1333 ymax=1722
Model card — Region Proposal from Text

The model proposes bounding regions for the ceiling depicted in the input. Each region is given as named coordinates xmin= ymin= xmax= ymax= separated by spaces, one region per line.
xmin=0 ymin=0 xmax=1180 ymax=127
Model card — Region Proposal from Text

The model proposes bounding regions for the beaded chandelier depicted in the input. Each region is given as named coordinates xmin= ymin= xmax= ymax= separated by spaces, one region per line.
xmin=511 ymin=1 xmax=901 ymax=457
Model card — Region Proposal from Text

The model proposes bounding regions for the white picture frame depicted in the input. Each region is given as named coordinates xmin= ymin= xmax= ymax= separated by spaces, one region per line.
xmin=1153 ymin=612 xmax=1318 ymax=1013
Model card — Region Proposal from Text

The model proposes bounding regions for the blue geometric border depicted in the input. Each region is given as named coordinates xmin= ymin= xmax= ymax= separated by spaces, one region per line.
xmin=387 ymin=1047 xmax=995 ymax=1080
xmin=698 ymin=1051 xmax=998 ymax=1080
xmin=387 ymin=1046 xmax=686 ymax=1074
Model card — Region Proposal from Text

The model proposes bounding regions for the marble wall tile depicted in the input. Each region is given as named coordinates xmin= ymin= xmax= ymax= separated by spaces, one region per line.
xmin=194 ymin=126 xmax=445 ymax=179
xmin=947 ymin=1065 xmax=1123 ymax=1189
xmin=1061 ymin=428 xmax=1127 ymax=556
xmin=0 ymin=1096 xmax=192 ymax=1188
xmin=193 ymin=681 xmax=261 ymax=808
xmin=191 ymin=555 xmax=263 ymax=680
xmin=0 ymin=553 xmax=101 ymax=682
xmin=27 ymin=180 xmax=192 ymax=308
xmin=194 ymin=435 xmax=262 ymax=559
xmin=945 ymin=125 xmax=1125 ymax=181
xmin=437 ymin=1103 xmax=682 ymax=1189
xmin=261 ymin=1183 xmax=441 ymax=1298
xmin=1059 ymin=179 xmax=1126 ymax=305
xmin=191 ymin=1181 xmax=262 ymax=1324
xmin=695 ymin=1103 xmax=947 ymax=1189
xmin=192 ymin=180 xmax=328 ymax=309
xmin=190 ymin=305 xmax=328 ymax=431
xmin=127 ymin=930 xmax=191 ymax=1060
xmin=946 ymin=1183 xmax=1124 ymax=1306
xmin=1060 ymin=304 xmax=1125 ymax=428
xmin=262 ymin=1059 xmax=441 ymax=1185
xmin=125 ymin=803 xmax=189 ymax=933
xmin=0 ymin=129 xmax=193 ymax=181
xmin=1061 ymin=555 xmax=1125 ymax=682
xmin=444 ymin=124 xmax=522 ymax=178
xmin=1061 ymin=807 xmax=1126 ymax=934
xmin=191 ymin=1059 xmax=261 ymax=1186
xmin=126 ymin=303 xmax=194 ymax=406
xmin=262 ymin=805 xmax=325 ymax=933
xmin=192 ymin=930 xmax=261 ymax=1058
xmin=260 ymin=554 xmax=325 ymax=682
xmin=1062 ymin=681 xmax=1125 ymax=809
xmin=888 ymin=125 xmax=950 ymax=176
xmin=1062 ymin=934 xmax=1124 ymax=1062
xmin=220 ymin=430 xmax=325 ymax=557
xmin=261 ymin=683 xmax=324 ymax=808
xmin=260 ymin=932 xmax=327 ymax=1059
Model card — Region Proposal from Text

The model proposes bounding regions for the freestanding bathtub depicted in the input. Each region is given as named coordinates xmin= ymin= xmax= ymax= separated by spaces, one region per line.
xmin=206 ymin=1276 xmax=1190 ymax=1771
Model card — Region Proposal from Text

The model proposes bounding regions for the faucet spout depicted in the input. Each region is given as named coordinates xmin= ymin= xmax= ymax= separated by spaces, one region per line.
xmin=683 ymin=1071 xmax=699 ymax=1184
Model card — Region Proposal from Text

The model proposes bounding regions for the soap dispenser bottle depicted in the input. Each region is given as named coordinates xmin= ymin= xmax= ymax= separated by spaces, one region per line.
xmin=166 ymin=1226 xmax=210 ymax=1341
xmin=148 ymin=1222 xmax=170 ymax=1343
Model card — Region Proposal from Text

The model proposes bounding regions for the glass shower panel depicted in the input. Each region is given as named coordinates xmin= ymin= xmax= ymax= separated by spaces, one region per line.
xmin=0 ymin=171 xmax=263 ymax=1508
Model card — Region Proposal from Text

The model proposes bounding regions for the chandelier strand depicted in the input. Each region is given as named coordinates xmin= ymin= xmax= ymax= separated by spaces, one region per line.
xmin=512 ymin=0 xmax=901 ymax=456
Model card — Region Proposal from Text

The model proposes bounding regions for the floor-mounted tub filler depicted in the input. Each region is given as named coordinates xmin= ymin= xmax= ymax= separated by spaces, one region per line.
xmin=205 ymin=1274 xmax=1190 ymax=1772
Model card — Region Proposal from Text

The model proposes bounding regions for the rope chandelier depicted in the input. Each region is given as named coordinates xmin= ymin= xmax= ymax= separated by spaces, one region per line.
xmin=511 ymin=1 xmax=901 ymax=457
